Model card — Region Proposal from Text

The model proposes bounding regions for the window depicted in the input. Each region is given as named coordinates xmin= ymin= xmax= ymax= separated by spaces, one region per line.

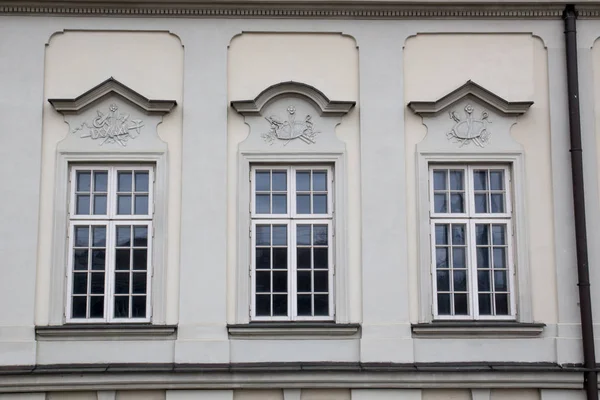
xmin=67 ymin=165 xmax=153 ymax=322
xmin=251 ymin=165 xmax=334 ymax=321
xmin=430 ymin=165 xmax=515 ymax=320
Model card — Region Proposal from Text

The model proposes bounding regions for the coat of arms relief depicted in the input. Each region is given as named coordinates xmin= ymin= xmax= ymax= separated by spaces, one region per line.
xmin=72 ymin=104 xmax=144 ymax=146
xmin=262 ymin=105 xmax=319 ymax=145
xmin=447 ymin=104 xmax=491 ymax=148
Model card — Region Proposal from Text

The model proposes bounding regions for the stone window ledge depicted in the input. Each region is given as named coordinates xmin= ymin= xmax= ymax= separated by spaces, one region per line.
xmin=35 ymin=324 xmax=177 ymax=341
xmin=411 ymin=321 xmax=545 ymax=338
xmin=227 ymin=322 xmax=361 ymax=340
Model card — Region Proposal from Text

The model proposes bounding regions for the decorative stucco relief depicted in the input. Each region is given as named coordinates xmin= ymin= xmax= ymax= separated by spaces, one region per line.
xmin=72 ymin=104 xmax=144 ymax=146
xmin=263 ymin=105 xmax=319 ymax=145
xmin=447 ymin=104 xmax=491 ymax=148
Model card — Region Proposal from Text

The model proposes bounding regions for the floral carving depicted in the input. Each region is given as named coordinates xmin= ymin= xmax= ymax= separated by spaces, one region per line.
xmin=72 ymin=104 xmax=144 ymax=146
xmin=262 ymin=105 xmax=319 ymax=145
xmin=447 ymin=104 xmax=491 ymax=148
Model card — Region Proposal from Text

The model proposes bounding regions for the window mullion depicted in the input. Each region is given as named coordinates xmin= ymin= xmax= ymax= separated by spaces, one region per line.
xmin=290 ymin=166 xmax=296 ymax=218
xmin=106 ymin=221 xmax=115 ymax=323
xmin=290 ymin=221 xmax=297 ymax=321
xmin=468 ymin=220 xmax=479 ymax=319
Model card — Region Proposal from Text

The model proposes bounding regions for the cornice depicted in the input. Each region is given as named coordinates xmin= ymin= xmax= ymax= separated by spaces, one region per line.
xmin=0 ymin=2 xmax=585 ymax=19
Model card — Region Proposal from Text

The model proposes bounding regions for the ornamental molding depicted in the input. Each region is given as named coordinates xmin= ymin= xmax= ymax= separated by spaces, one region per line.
xmin=48 ymin=77 xmax=177 ymax=115
xmin=408 ymin=80 xmax=533 ymax=117
xmin=231 ymin=81 xmax=355 ymax=117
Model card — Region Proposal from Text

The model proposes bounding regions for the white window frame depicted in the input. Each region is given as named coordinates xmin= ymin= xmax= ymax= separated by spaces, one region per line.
xmin=250 ymin=165 xmax=335 ymax=321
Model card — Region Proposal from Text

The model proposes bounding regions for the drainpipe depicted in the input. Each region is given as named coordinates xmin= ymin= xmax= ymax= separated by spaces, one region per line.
xmin=563 ymin=5 xmax=598 ymax=399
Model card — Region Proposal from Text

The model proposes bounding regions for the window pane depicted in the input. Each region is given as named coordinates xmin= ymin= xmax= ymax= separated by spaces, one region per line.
xmin=435 ymin=248 xmax=448 ymax=269
xmin=434 ymin=194 xmax=447 ymax=213
xmin=117 ymin=226 xmax=131 ymax=246
xmin=272 ymin=194 xmax=287 ymax=214
xmin=435 ymin=224 xmax=448 ymax=245
xmin=493 ymin=248 xmax=506 ymax=269
xmin=75 ymin=226 xmax=89 ymax=247
xmin=313 ymin=225 xmax=328 ymax=245
xmin=73 ymin=249 xmax=89 ymax=270
xmin=313 ymin=171 xmax=327 ymax=191
xmin=475 ymin=194 xmax=488 ymax=213
xmin=479 ymin=294 xmax=492 ymax=315
xmin=437 ymin=294 xmax=451 ymax=315
xmin=133 ymin=249 xmax=147 ymax=270
xmin=91 ymin=249 xmax=105 ymax=270
xmin=436 ymin=270 xmax=450 ymax=291
xmin=313 ymin=248 xmax=328 ymax=269
xmin=117 ymin=195 xmax=132 ymax=215
xmin=90 ymin=272 xmax=105 ymax=294
xmin=272 ymin=248 xmax=287 ymax=269
xmin=132 ymin=296 xmax=147 ymax=318
xmin=256 ymin=225 xmax=271 ymax=245
xmin=477 ymin=270 xmax=490 ymax=291
xmin=93 ymin=195 xmax=107 ymax=215
xmin=272 ymin=271 xmax=287 ymax=293
xmin=114 ymin=296 xmax=129 ymax=318
xmin=297 ymin=271 xmax=312 ymax=292
xmin=449 ymin=170 xmax=464 ymax=190
xmin=256 ymin=271 xmax=270 ymax=292
xmin=454 ymin=294 xmax=468 ymax=315
xmin=297 ymin=248 xmax=311 ymax=269
xmin=490 ymin=170 xmax=504 ymax=190
xmin=134 ymin=195 xmax=149 ymax=215
xmin=296 ymin=172 xmax=310 ymax=191
xmin=474 ymin=170 xmax=487 ymax=190
xmin=314 ymin=294 xmax=329 ymax=316
xmin=115 ymin=249 xmax=130 ymax=270
xmin=492 ymin=225 xmax=506 ymax=245
xmin=297 ymin=225 xmax=311 ymax=245
xmin=92 ymin=226 xmax=106 ymax=247
xmin=494 ymin=270 xmax=508 ymax=291
xmin=272 ymin=295 xmax=287 ymax=316
xmin=314 ymin=271 xmax=328 ymax=292
xmin=255 ymin=248 xmax=270 ymax=269
xmin=272 ymin=171 xmax=287 ymax=191
xmin=296 ymin=194 xmax=311 ymax=214
xmin=477 ymin=248 xmax=490 ymax=269
xmin=256 ymin=194 xmax=270 ymax=214
xmin=450 ymin=193 xmax=464 ymax=213
xmin=73 ymin=273 xmax=87 ymax=294
xmin=433 ymin=170 xmax=447 ymax=190
xmin=451 ymin=225 xmax=465 ymax=245
xmin=272 ymin=225 xmax=287 ymax=246
xmin=297 ymin=294 xmax=312 ymax=316
xmin=132 ymin=272 xmax=147 ymax=294
xmin=313 ymin=194 xmax=327 ymax=214
xmin=89 ymin=296 xmax=104 ymax=318
xmin=115 ymin=273 xmax=130 ymax=294
xmin=255 ymin=294 xmax=270 ymax=316
xmin=495 ymin=294 xmax=509 ymax=315
xmin=453 ymin=248 xmax=466 ymax=269
xmin=72 ymin=296 xmax=87 ymax=318
xmin=94 ymin=171 xmax=108 ymax=192
xmin=255 ymin=171 xmax=270 ymax=191
xmin=491 ymin=194 xmax=505 ymax=213
xmin=77 ymin=171 xmax=91 ymax=192
xmin=453 ymin=270 xmax=467 ymax=291
xmin=118 ymin=172 xmax=132 ymax=192
xmin=476 ymin=224 xmax=489 ymax=245
xmin=76 ymin=195 xmax=90 ymax=214
xmin=133 ymin=226 xmax=148 ymax=247
xmin=135 ymin=172 xmax=149 ymax=192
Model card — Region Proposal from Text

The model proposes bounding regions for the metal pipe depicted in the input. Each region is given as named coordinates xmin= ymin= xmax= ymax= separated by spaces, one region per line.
xmin=563 ymin=5 xmax=598 ymax=399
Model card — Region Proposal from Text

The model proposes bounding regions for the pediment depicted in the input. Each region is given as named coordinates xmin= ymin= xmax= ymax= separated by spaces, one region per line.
xmin=231 ymin=81 xmax=355 ymax=117
xmin=408 ymin=80 xmax=533 ymax=117
xmin=48 ymin=77 xmax=177 ymax=115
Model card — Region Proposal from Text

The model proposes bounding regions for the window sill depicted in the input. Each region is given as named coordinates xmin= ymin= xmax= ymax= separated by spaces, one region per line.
xmin=411 ymin=321 xmax=545 ymax=338
xmin=227 ymin=322 xmax=361 ymax=340
xmin=35 ymin=324 xmax=177 ymax=341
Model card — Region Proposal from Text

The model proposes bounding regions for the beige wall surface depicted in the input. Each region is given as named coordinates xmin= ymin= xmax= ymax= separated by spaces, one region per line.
xmin=234 ymin=390 xmax=283 ymax=400
xmin=491 ymin=389 xmax=540 ymax=400
xmin=422 ymin=389 xmax=470 ymax=400
xmin=36 ymin=31 xmax=184 ymax=325
xmin=116 ymin=391 xmax=166 ymax=400
xmin=404 ymin=33 xmax=556 ymax=323
xmin=226 ymin=33 xmax=361 ymax=322
xmin=302 ymin=389 xmax=351 ymax=400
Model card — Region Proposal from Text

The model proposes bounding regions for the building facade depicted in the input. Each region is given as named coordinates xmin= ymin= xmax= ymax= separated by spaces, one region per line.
xmin=1 ymin=1 xmax=600 ymax=399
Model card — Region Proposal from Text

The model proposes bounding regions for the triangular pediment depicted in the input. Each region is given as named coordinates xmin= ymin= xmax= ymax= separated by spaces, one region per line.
xmin=48 ymin=77 xmax=177 ymax=115
xmin=408 ymin=80 xmax=533 ymax=116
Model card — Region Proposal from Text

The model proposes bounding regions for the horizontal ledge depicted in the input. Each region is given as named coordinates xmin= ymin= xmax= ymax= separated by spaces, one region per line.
xmin=227 ymin=322 xmax=361 ymax=339
xmin=411 ymin=321 xmax=545 ymax=338
xmin=35 ymin=324 xmax=177 ymax=341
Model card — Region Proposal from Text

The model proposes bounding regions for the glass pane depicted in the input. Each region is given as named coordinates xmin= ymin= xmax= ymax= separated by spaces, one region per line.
xmin=435 ymin=224 xmax=448 ymax=245
xmin=493 ymin=248 xmax=506 ymax=269
xmin=313 ymin=194 xmax=327 ymax=214
xmin=134 ymin=195 xmax=149 ymax=215
xmin=272 ymin=294 xmax=287 ymax=316
xmin=133 ymin=227 xmax=148 ymax=247
xmin=477 ymin=270 xmax=490 ymax=291
xmin=114 ymin=296 xmax=129 ymax=318
xmin=73 ymin=273 xmax=87 ymax=294
xmin=491 ymin=194 xmax=505 ymax=213
xmin=313 ymin=225 xmax=328 ymax=245
xmin=255 ymin=171 xmax=270 ymax=191
xmin=93 ymin=195 xmax=107 ymax=215
xmin=92 ymin=226 xmax=106 ymax=247
xmin=117 ymin=226 xmax=131 ymax=246
xmin=296 ymin=171 xmax=310 ymax=191
xmin=118 ymin=172 xmax=133 ymax=192
xmin=73 ymin=249 xmax=88 ymax=270
xmin=272 ymin=248 xmax=287 ymax=269
xmin=477 ymin=248 xmax=490 ymax=269
xmin=272 ymin=271 xmax=287 ymax=292
xmin=435 ymin=247 xmax=448 ymax=269
xmin=449 ymin=170 xmax=464 ymax=190
xmin=474 ymin=170 xmax=488 ymax=190
xmin=115 ymin=249 xmax=130 ymax=270
xmin=90 ymin=272 xmax=104 ymax=294
xmin=296 ymin=225 xmax=311 ymax=245
xmin=490 ymin=170 xmax=504 ymax=190
xmin=453 ymin=248 xmax=466 ymax=269
xmin=132 ymin=296 xmax=146 ymax=318
xmin=495 ymin=294 xmax=509 ymax=315
xmin=453 ymin=270 xmax=467 ymax=291
xmin=91 ymin=249 xmax=105 ymax=270
xmin=297 ymin=271 xmax=312 ymax=292
xmin=76 ymin=195 xmax=90 ymax=214
xmin=117 ymin=195 xmax=132 ymax=215
xmin=476 ymin=224 xmax=489 ymax=245
xmin=492 ymin=225 xmax=506 ymax=245
xmin=451 ymin=224 xmax=465 ymax=245
xmin=71 ymin=296 xmax=87 ymax=318
xmin=135 ymin=172 xmax=149 ymax=192
xmin=450 ymin=193 xmax=464 ymax=213
xmin=77 ymin=171 xmax=91 ymax=192
xmin=314 ymin=271 xmax=328 ymax=292
xmin=75 ymin=226 xmax=89 ymax=247
xmin=255 ymin=294 xmax=270 ymax=316
xmin=296 ymin=194 xmax=311 ymax=214
xmin=256 ymin=225 xmax=271 ymax=246
xmin=297 ymin=294 xmax=312 ymax=316
xmin=436 ymin=270 xmax=450 ymax=291
xmin=256 ymin=271 xmax=271 ymax=292
xmin=313 ymin=248 xmax=328 ymax=269
xmin=313 ymin=171 xmax=327 ymax=191
xmin=132 ymin=272 xmax=147 ymax=294
xmin=475 ymin=194 xmax=488 ymax=213
xmin=479 ymin=294 xmax=492 ymax=315
xmin=255 ymin=194 xmax=270 ymax=214
xmin=272 ymin=171 xmax=287 ymax=191
xmin=133 ymin=249 xmax=147 ymax=270
xmin=94 ymin=172 xmax=108 ymax=192
xmin=437 ymin=294 xmax=451 ymax=315
xmin=115 ymin=273 xmax=130 ymax=294
xmin=272 ymin=194 xmax=287 ymax=214
xmin=433 ymin=170 xmax=447 ymax=190
xmin=434 ymin=194 xmax=447 ymax=213
xmin=255 ymin=248 xmax=270 ymax=269
xmin=272 ymin=225 xmax=287 ymax=246
xmin=454 ymin=294 xmax=468 ymax=315
xmin=297 ymin=248 xmax=311 ymax=269
xmin=89 ymin=296 xmax=104 ymax=318
xmin=314 ymin=294 xmax=329 ymax=316
xmin=494 ymin=270 xmax=508 ymax=291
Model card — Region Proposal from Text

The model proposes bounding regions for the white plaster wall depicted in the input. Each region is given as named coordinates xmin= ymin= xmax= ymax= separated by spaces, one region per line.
xmin=404 ymin=33 xmax=557 ymax=324
xmin=116 ymin=391 xmax=166 ymax=400
xmin=226 ymin=33 xmax=361 ymax=323
xmin=46 ymin=393 xmax=96 ymax=400
xmin=302 ymin=389 xmax=350 ymax=400
xmin=234 ymin=390 xmax=283 ymax=400
xmin=422 ymin=390 xmax=470 ymax=400
xmin=491 ymin=389 xmax=539 ymax=400
xmin=36 ymin=31 xmax=184 ymax=325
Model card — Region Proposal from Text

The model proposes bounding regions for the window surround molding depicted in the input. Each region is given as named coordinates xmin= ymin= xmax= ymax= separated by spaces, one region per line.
xmin=409 ymin=81 xmax=536 ymax=329
xmin=232 ymin=81 xmax=355 ymax=329
xmin=46 ymin=78 xmax=176 ymax=328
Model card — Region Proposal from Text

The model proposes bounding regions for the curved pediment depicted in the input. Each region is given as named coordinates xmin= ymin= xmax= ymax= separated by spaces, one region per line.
xmin=230 ymin=81 xmax=355 ymax=117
